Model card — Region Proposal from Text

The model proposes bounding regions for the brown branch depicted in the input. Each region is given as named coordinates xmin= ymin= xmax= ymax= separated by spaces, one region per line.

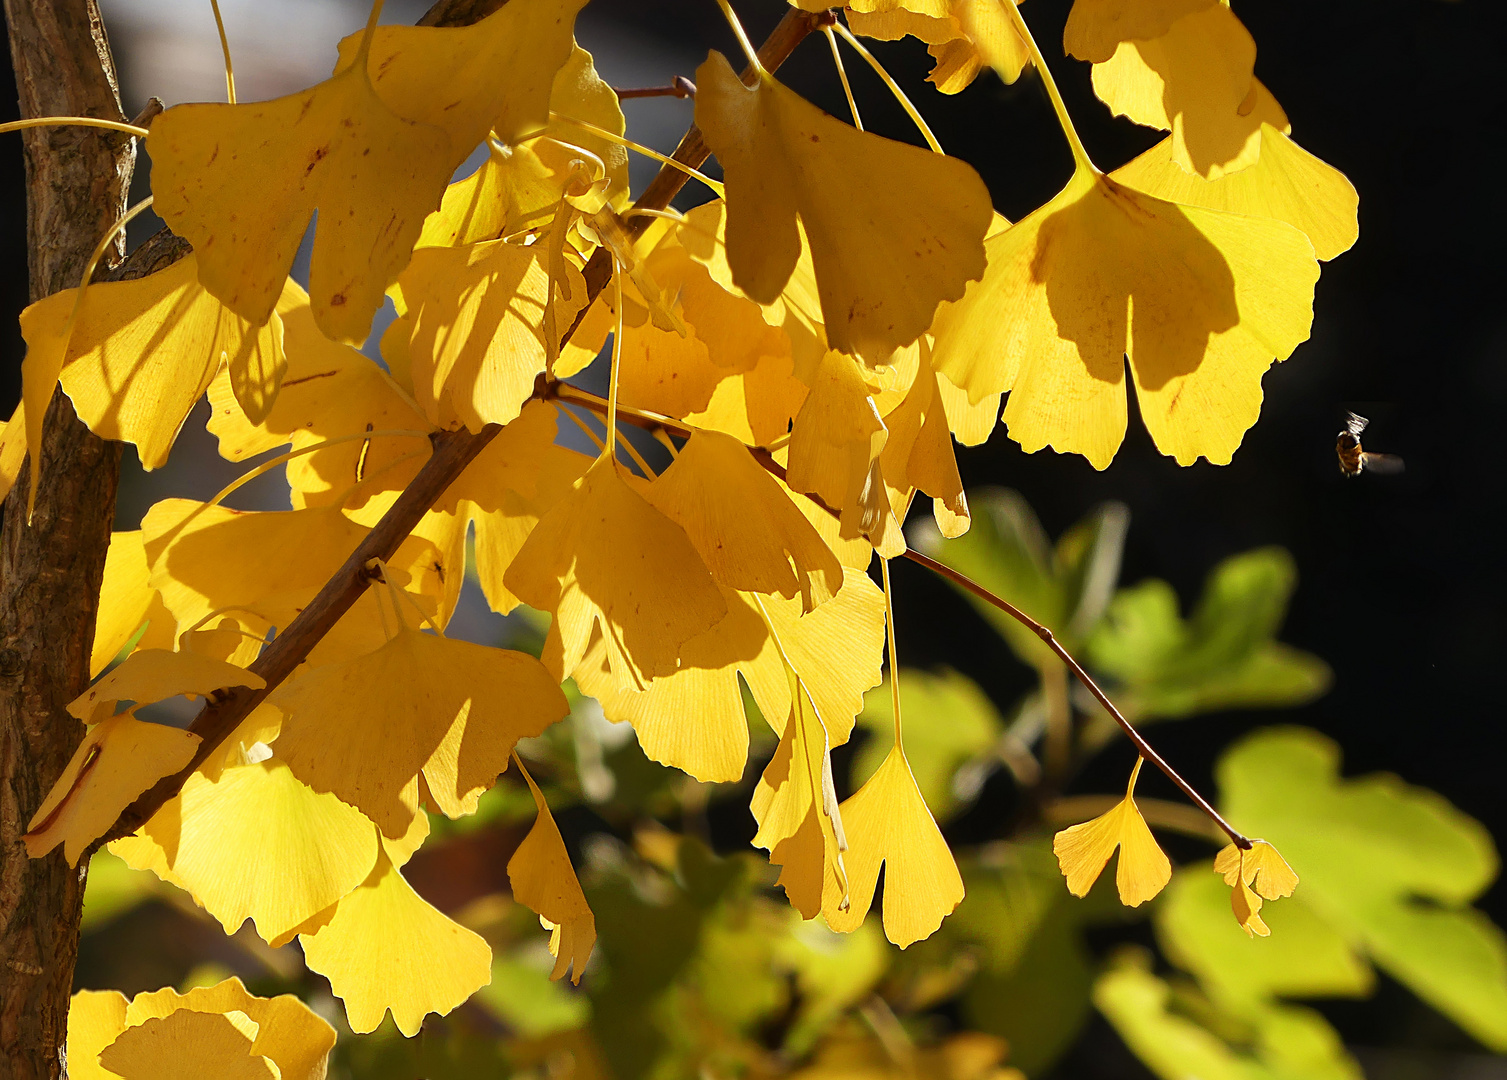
xmin=101 ymin=5 xmax=828 ymax=845
xmin=614 ymin=76 xmax=696 ymax=100
xmin=0 ymin=1 xmax=137 ymax=1076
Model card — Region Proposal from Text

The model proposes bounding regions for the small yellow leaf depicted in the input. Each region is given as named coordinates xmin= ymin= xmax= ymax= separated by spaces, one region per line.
xmin=121 ymin=977 xmax=335 ymax=1080
xmin=695 ymin=51 xmax=992 ymax=361
xmin=1090 ymin=4 xmax=1273 ymax=179
xmin=879 ymin=344 xmax=970 ymax=538
xmin=648 ymin=429 xmax=843 ymax=612
xmin=148 ymin=37 xmax=455 ymax=343
xmin=99 ymin=1010 xmax=276 ymax=1080
xmin=25 ymin=714 xmax=201 ymax=867
xmin=398 ymin=237 xmax=587 ymax=431
xmin=272 ymin=626 xmax=566 ymax=837
xmin=1214 ymin=836 xmax=1299 ymax=929
xmin=508 ymin=766 xmax=597 ymax=982
xmin=301 ymin=846 xmax=492 ymax=1035
xmin=822 ymin=746 xmax=964 ymax=947
xmin=111 ymin=758 xmax=379 ymax=946
xmin=847 ymin=0 xmax=1031 ymax=93
xmin=505 ymin=455 xmax=728 ymax=687
xmin=65 ymin=989 xmax=129 ymax=1080
xmin=336 ymin=0 xmax=588 ymax=154
xmin=1112 ymin=125 xmax=1359 ymax=262
xmin=1052 ymin=757 xmax=1172 ymax=906
xmin=1062 ymin=0 xmax=1214 ymax=63
xmin=91 ymin=531 xmax=176 ymax=678
xmin=68 ymin=649 xmax=263 ymax=726
xmin=930 ymin=168 xmax=1318 ymax=468
xmin=787 ymin=350 xmax=904 ymax=555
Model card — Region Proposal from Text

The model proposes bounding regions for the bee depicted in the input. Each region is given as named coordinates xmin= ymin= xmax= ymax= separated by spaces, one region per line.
xmin=1336 ymin=411 xmax=1403 ymax=477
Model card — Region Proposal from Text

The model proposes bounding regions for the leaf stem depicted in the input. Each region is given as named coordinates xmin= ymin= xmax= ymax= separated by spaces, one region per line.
xmin=209 ymin=0 xmax=237 ymax=104
xmin=995 ymin=0 xmax=1096 ymax=174
xmin=824 ymin=27 xmax=863 ymax=131
xmin=206 ymin=429 xmax=433 ymax=509
xmin=549 ymin=113 xmax=725 ymax=198
xmin=880 ymin=557 xmax=902 ymax=750
xmin=0 ymin=116 xmax=150 ymax=139
xmin=831 ymin=22 xmax=943 ymax=153
xmin=713 ymin=0 xmax=764 ymax=76
xmin=605 ymin=258 xmax=623 ymax=462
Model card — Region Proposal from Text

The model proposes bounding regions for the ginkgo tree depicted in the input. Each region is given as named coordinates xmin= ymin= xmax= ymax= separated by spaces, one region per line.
xmin=1 ymin=0 xmax=1495 ymax=1077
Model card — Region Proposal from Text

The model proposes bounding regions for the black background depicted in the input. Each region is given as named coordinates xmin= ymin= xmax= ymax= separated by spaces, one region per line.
xmin=4 ymin=0 xmax=1506 ymax=1071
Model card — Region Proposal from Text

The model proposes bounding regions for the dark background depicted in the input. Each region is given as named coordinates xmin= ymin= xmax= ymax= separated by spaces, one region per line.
xmin=4 ymin=0 xmax=1505 ymax=1073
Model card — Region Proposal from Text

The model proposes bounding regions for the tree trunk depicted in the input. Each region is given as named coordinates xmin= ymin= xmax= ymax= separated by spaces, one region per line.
xmin=0 ymin=2 xmax=132 ymax=1077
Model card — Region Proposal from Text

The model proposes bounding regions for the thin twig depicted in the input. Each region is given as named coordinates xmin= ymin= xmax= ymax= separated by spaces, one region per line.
xmin=614 ymin=77 xmax=696 ymax=100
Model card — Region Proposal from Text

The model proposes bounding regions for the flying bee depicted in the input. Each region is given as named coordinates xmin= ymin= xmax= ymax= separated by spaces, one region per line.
xmin=1336 ymin=411 xmax=1404 ymax=477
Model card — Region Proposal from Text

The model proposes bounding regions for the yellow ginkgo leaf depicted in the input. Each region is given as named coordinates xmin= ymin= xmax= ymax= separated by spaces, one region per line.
xmin=301 ymin=845 xmax=492 ymax=1035
xmin=206 ymin=300 xmax=434 ymax=508
xmin=92 ymin=530 xmax=176 ymax=678
xmin=272 ymin=626 xmax=566 ymax=837
xmin=121 ymin=977 xmax=336 ymax=1080
xmin=0 ymin=401 xmax=25 ymax=505
xmin=111 ymin=757 xmax=379 ymax=946
xmin=508 ymin=764 xmax=597 ymax=982
xmin=147 ymin=26 xmax=455 ymax=344
xmin=416 ymin=45 xmax=628 ymax=247
xmin=821 ymin=745 xmax=964 ymax=947
xmin=398 ymin=237 xmax=587 ymax=431
xmin=1062 ymin=0 xmax=1213 ymax=63
xmin=98 ymin=1010 xmax=276 ymax=1080
xmin=505 ymin=455 xmax=728 ymax=687
xmin=17 ymin=257 xmax=295 ymax=472
xmin=648 ymin=430 xmax=843 ymax=612
xmin=684 ymin=350 xmax=809 ymax=448
xmin=645 ymin=242 xmax=791 ymax=375
xmin=933 ymin=367 xmax=999 ymax=447
xmin=68 ymin=648 xmax=263 ymax=725
xmin=1053 ymin=757 xmax=1172 ymax=906
xmin=336 ymin=0 xmax=587 ymax=156
xmin=1214 ymin=836 xmax=1298 ymax=936
xmin=66 ymin=989 xmax=129 ymax=1080
xmin=879 ymin=345 xmax=970 ymax=538
xmin=615 ymin=309 xmax=725 ymax=420
xmin=1090 ymin=4 xmax=1276 ymax=179
xmin=752 ymin=672 xmax=849 ymax=919
xmin=694 ymin=51 xmax=992 ymax=362
xmin=1112 ymin=125 xmax=1359 ymax=262
xmin=25 ymin=713 xmax=200 ymax=867
xmin=930 ymin=167 xmax=1319 ymax=468
xmin=787 ymin=350 xmax=905 ymax=556
xmin=846 ymin=0 xmax=1031 ymax=93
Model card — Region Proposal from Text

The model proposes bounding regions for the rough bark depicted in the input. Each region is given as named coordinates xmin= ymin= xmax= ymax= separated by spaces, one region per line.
xmin=0 ymin=2 xmax=133 ymax=1077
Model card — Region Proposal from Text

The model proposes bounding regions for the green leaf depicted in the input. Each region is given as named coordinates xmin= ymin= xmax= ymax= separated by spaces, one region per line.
xmin=1087 ymin=548 xmax=1330 ymax=722
xmin=918 ymin=489 xmax=1127 ymax=667
xmin=1157 ymin=868 xmax=1373 ymax=1010
xmin=774 ymin=917 xmax=890 ymax=1056
xmin=1095 ymin=951 xmax=1360 ymax=1080
xmin=1218 ymin=727 xmax=1507 ymax=1050
xmin=477 ymin=955 xmax=591 ymax=1037
xmin=854 ymin=667 xmax=1002 ymax=820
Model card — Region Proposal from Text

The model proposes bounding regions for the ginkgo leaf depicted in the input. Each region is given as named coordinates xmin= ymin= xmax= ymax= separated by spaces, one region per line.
xmin=787 ymin=350 xmax=904 ymax=555
xmin=17 ymin=257 xmax=296 ymax=473
xmin=66 ymin=989 xmax=129 ymax=1080
xmin=822 ymin=745 xmax=964 ymax=947
xmin=1090 ymin=4 xmax=1277 ymax=179
xmin=1053 ymin=757 xmax=1172 ymax=906
xmin=1215 ymin=838 xmax=1299 ymax=901
xmin=695 ymin=51 xmax=992 ymax=361
xmin=335 ymin=0 xmax=587 ymax=155
xmin=301 ymin=845 xmax=492 ymax=1035
xmin=98 ymin=1010 xmax=276 ymax=1080
xmin=879 ymin=344 xmax=970 ymax=538
xmin=68 ymin=648 xmax=263 ymax=725
xmin=934 ymin=366 xmax=999 ymax=447
xmin=648 ymin=429 xmax=843 ymax=612
xmin=930 ymin=167 xmax=1318 ymax=468
xmin=846 ymin=0 xmax=1031 ymax=93
xmin=147 ymin=29 xmax=455 ymax=343
xmin=121 ymin=978 xmax=336 ymax=1080
xmin=1062 ymin=0 xmax=1214 ymax=63
xmin=416 ymin=45 xmax=628 ymax=247
xmin=206 ymin=299 xmax=434 ymax=508
xmin=505 ymin=455 xmax=728 ymax=687
xmin=397 ymin=237 xmax=587 ymax=430
xmin=684 ymin=350 xmax=809 ymax=447
xmin=111 ymin=757 xmax=379 ymax=946
xmin=92 ymin=530 xmax=176 ymax=678
xmin=509 ymin=765 xmax=597 ymax=982
xmin=25 ymin=714 xmax=200 ymax=866
xmin=272 ymin=626 xmax=566 ymax=837
xmin=0 ymin=401 xmax=25 ymax=505
xmin=1112 ymin=126 xmax=1359 ymax=262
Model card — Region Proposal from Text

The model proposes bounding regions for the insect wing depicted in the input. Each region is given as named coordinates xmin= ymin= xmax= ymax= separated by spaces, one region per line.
xmin=1360 ymin=452 xmax=1405 ymax=476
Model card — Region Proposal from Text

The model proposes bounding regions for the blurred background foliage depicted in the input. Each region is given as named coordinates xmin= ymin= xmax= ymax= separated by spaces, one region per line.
xmin=71 ymin=491 xmax=1507 ymax=1079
